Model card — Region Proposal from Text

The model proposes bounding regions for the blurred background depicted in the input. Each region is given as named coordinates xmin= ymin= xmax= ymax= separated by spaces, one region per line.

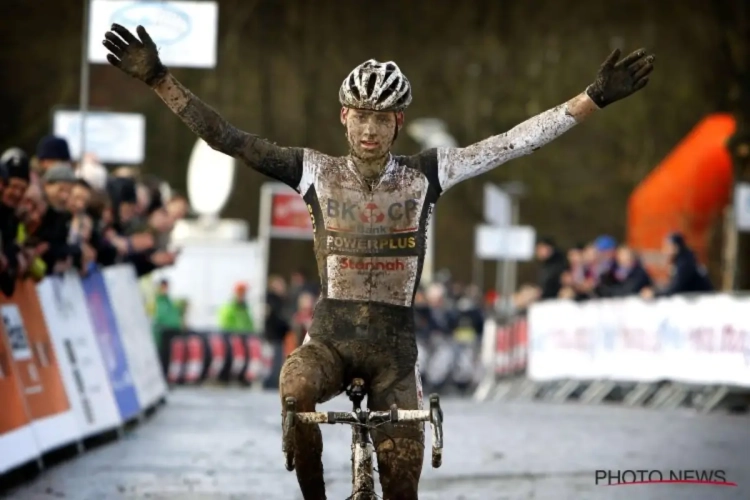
xmin=2 ymin=1 xmax=750 ymax=498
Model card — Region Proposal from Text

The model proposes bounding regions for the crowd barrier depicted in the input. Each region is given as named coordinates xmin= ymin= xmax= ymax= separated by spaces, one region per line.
xmin=161 ymin=330 xmax=483 ymax=394
xmin=163 ymin=330 xmax=274 ymax=386
xmin=474 ymin=294 xmax=750 ymax=413
xmin=416 ymin=334 xmax=483 ymax=394
xmin=0 ymin=264 xmax=168 ymax=481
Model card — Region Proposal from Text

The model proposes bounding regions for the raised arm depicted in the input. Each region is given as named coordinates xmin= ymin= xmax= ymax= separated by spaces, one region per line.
xmin=437 ymin=48 xmax=655 ymax=192
xmin=102 ymin=24 xmax=303 ymax=188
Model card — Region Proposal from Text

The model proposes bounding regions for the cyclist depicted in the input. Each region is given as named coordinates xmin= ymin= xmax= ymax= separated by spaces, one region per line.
xmin=102 ymin=24 xmax=654 ymax=499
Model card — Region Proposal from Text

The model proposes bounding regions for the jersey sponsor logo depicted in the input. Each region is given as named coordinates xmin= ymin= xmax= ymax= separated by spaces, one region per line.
xmin=326 ymin=235 xmax=416 ymax=253
xmin=340 ymin=257 xmax=405 ymax=271
xmin=326 ymin=199 xmax=419 ymax=225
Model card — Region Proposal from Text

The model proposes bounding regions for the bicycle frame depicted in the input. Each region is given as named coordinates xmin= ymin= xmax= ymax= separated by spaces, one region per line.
xmin=283 ymin=378 xmax=444 ymax=500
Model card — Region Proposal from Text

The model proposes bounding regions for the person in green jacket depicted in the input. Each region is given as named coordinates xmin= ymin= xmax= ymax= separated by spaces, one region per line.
xmin=153 ymin=278 xmax=183 ymax=377
xmin=153 ymin=279 xmax=183 ymax=343
xmin=218 ymin=281 xmax=255 ymax=334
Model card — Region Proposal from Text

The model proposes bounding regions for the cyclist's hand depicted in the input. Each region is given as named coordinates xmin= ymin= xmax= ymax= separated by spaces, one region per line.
xmin=102 ymin=24 xmax=167 ymax=86
xmin=586 ymin=48 xmax=655 ymax=108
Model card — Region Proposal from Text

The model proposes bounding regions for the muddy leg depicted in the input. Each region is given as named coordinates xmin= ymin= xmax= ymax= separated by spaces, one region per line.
xmin=369 ymin=366 xmax=424 ymax=500
xmin=280 ymin=341 xmax=344 ymax=500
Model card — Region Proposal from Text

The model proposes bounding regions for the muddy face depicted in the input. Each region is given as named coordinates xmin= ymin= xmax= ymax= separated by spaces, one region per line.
xmin=341 ymin=108 xmax=402 ymax=179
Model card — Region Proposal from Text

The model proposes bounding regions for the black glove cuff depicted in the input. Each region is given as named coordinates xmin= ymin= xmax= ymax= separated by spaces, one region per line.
xmin=146 ymin=63 xmax=169 ymax=87
xmin=585 ymin=84 xmax=608 ymax=109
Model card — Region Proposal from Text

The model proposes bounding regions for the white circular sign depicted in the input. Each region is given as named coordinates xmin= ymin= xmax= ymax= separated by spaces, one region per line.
xmin=186 ymin=139 xmax=235 ymax=215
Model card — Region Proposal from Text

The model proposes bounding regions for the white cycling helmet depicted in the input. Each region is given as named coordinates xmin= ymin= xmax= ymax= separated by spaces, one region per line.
xmin=339 ymin=59 xmax=412 ymax=112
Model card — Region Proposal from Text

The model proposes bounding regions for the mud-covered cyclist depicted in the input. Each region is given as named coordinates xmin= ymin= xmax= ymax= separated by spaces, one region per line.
xmin=102 ymin=24 xmax=654 ymax=500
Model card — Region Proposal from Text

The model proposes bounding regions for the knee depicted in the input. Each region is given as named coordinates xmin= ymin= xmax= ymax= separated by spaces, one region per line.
xmin=280 ymin=356 xmax=317 ymax=409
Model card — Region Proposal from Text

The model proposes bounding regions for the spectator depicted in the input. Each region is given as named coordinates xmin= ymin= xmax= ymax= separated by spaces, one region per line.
xmin=36 ymin=164 xmax=80 ymax=274
xmin=165 ymin=192 xmax=189 ymax=222
xmin=602 ymin=245 xmax=652 ymax=297
xmin=76 ymin=153 xmax=108 ymax=191
xmin=0 ymin=148 xmax=32 ymax=293
xmin=559 ymin=243 xmax=591 ymax=301
xmin=534 ymin=237 xmax=568 ymax=300
xmin=423 ymin=283 xmax=458 ymax=336
xmin=218 ymin=281 xmax=256 ymax=333
xmin=413 ymin=287 xmax=432 ymax=341
xmin=456 ymin=284 xmax=484 ymax=337
xmin=285 ymin=269 xmax=318 ymax=320
xmin=16 ymin=183 xmax=49 ymax=281
xmin=265 ymin=275 xmax=290 ymax=390
xmin=290 ymin=291 xmax=315 ymax=347
xmin=592 ymin=235 xmax=620 ymax=296
xmin=640 ymin=232 xmax=713 ymax=298
xmin=152 ymin=278 xmax=183 ymax=376
xmin=35 ymin=135 xmax=72 ymax=179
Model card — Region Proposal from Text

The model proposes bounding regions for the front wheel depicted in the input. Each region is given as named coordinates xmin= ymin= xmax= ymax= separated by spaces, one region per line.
xmin=283 ymin=397 xmax=297 ymax=471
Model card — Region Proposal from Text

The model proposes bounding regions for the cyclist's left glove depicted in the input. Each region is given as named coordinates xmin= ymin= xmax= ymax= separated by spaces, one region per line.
xmin=586 ymin=48 xmax=655 ymax=108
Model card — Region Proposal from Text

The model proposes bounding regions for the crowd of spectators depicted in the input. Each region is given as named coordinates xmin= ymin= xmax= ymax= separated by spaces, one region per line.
xmin=0 ymin=135 xmax=188 ymax=297
xmin=522 ymin=232 xmax=714 ymax=311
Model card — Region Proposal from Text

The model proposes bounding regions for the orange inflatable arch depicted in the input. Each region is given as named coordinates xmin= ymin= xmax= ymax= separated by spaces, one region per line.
xmin=627 ymin=113 xmax=735 ymax=280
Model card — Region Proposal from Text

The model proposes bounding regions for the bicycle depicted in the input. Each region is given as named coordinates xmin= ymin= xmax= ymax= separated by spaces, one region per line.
xmin=282 ymin=377 xmax=444 ymax=499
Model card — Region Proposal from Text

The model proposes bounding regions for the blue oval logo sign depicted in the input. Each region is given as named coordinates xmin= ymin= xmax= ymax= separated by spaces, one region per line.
xmin=65 ymin=115 xmax=125 ymax=154
xmin=110 ymin=3 xmax=192 ymax=46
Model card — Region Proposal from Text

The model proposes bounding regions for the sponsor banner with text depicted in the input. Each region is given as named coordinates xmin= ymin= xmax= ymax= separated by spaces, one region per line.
xmin=0 ymin=317 xmax=38 ymax=473
xmin=82 ymin=271 xmax=141 ymax=421
xmin=103 ymin=265 xmax=168 ymax=408
xmin=527 ymin=294 xmax=750 ymax=386
xmin=0 ymin=280 xmax=79 ymax=453
xmin=37 ymin=274 xmax=122 ymax=438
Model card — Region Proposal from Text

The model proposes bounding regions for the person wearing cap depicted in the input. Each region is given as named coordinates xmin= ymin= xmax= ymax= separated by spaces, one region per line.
xmin=592 ymin=235 xmax=621 ymax=296
xmin=640 ymin=232 xmax=713 ymax=299
xmin=35 ymin=163 xmax=81 ymax=274
xmin=217 ymin=281 xmax=256 ymax=334
xmin=35 ymin=135 xmax=73 ymax=175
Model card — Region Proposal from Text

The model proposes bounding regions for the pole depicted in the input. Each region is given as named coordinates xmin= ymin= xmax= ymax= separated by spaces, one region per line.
xmin=504 ymin=197 xmax=521 ymax=297
xmin=78 ymin=0 xmax=91 ymax=163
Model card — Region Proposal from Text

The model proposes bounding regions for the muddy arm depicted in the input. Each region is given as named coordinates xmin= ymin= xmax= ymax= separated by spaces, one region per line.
xmin=435 ymin=92 xmax=599 ymax=192
xmin=152 ymin=73 xmax=303 ymax=185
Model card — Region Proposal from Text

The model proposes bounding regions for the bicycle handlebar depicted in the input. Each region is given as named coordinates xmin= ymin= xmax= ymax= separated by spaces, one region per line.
xmin=284 ymin=395 xmax=443 ymax=469
xmin=295 ymin=409 xmax=430 ymax=425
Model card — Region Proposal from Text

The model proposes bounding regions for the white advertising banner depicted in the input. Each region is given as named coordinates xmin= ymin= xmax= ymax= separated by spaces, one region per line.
xmin=36 ymin=274 xmax=123 ymax=438
xmin=103 ymin=265 xmax=168 ymax=408
xmin=53 ymin=110 xmax=146 ymax=164
xmin=734 ymin=182 xmax=750 ymax=231
xmin=527 ymin=294 xmax=750 ymax=386
xmin=88 ymin=1 xmax=219 ymax=69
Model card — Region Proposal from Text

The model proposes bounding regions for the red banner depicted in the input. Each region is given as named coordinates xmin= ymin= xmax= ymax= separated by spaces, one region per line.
xmin=271 ymin=192 xmax=313 ymax=238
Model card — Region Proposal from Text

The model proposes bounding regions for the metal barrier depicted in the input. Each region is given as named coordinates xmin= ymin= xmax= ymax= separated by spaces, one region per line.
xmin=161 ymin=330 xmax=274 ymax=387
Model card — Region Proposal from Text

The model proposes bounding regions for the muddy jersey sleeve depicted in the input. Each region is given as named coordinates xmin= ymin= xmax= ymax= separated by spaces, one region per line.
xmin=152 ymin=74 xmax=304 ymax=189
xmin=435 ymin=92 xmax=598 ymax=192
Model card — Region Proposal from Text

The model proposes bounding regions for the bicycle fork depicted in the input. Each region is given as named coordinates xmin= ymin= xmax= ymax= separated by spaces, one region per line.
xmin=351 ymin=404 xmax=375 ymax=499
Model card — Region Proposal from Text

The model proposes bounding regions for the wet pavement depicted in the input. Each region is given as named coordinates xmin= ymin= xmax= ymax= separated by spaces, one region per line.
xmin=4 ymin=386 xmax=749 ymax=500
